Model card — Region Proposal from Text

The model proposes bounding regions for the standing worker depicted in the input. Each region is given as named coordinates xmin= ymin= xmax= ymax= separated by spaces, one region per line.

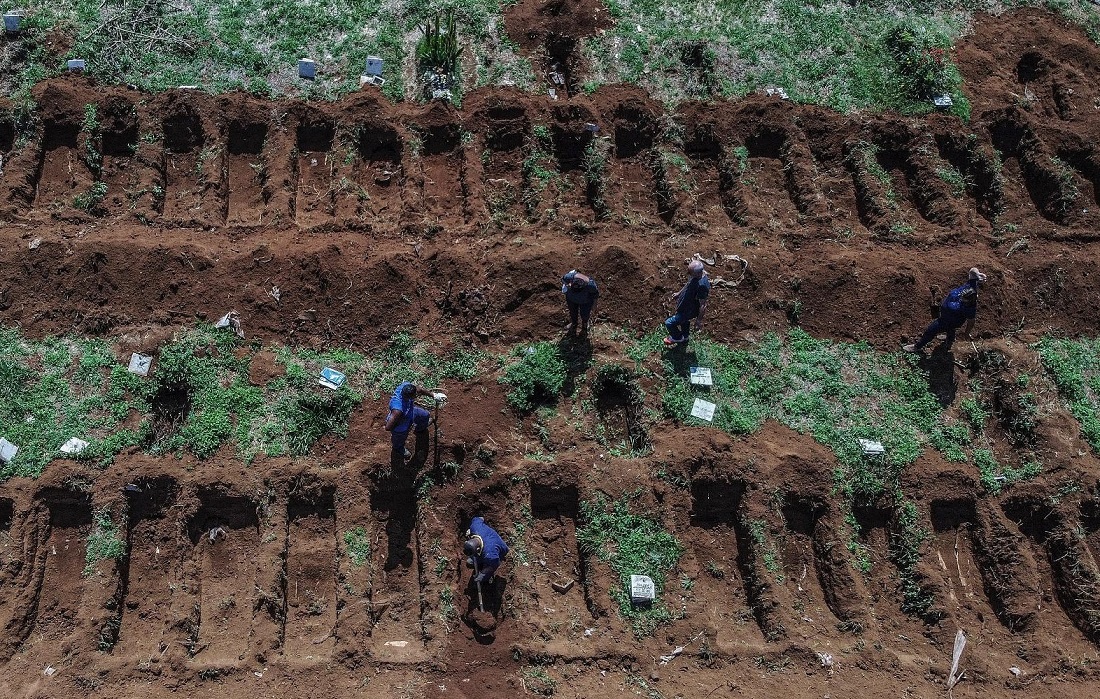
xmin=385 ymin=381 xmax=446 ymax=469
xmin=464 ymin=516 xmax=509 ymax=586
xmin=561 ymin=270 xmax=599 ymax=337
xmin=664 ymin=259 xmax=711 ymax=347
xmin=904 ymin=267 xmax=987 ymax=353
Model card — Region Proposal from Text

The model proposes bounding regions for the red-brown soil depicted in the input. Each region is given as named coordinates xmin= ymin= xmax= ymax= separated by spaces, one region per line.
xmin=3 ymin=7 xmax=1100 ymax=699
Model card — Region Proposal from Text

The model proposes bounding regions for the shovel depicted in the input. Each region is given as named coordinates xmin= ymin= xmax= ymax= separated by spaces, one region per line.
xmin=474 ymin=559 xmax=485 ymax=613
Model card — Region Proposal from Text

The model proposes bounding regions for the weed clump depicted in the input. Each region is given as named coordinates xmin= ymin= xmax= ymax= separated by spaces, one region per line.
xmin=85 ymin=507 xmax=126 ymax=576
xmin=344 ymin=527 xmax=370 ymax=568
xmin=500 ymin=342 xmax=567 ymax=411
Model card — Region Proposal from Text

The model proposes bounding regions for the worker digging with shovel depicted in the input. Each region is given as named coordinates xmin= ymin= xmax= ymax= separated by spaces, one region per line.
xmin=463 ymin=516 xmax=509 ymax=636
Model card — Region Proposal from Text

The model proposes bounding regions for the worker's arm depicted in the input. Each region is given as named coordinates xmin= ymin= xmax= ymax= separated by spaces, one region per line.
xmin=962 ymin=318 xmax=974 ymax=338
xmin=474 ymin=557 xmax=499 ymax=582
xmin=384 ymin=408 xmax=403 ymax=432
xmin=694 ymin=299 xmax=708 ymax=330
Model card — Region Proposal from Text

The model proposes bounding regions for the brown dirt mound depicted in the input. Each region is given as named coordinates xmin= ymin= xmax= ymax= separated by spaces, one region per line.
xmin=2 ymin=8 xmax=1100 ymax=699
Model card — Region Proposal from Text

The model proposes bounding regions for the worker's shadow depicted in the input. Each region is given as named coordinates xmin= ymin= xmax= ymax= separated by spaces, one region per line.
xmin=661 ymin=342 xmax=698 ymax=379
xmin=916 ymin=345 xmax=959 ymax=408
xmin=558 ymin=334 xmax=593 ymax=395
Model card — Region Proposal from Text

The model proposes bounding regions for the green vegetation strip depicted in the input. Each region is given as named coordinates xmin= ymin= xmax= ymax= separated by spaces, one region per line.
xmin=0 ymin=324 xmax=483 ymax=480
xmin=577 ymin=492 xmax=683 ymax=635
xmin=3 ymin=0 xmax=530 ymax=107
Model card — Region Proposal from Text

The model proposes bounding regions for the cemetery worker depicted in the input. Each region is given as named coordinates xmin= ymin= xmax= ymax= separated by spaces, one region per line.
xmin=904 ymin=267 xmax=987 ymax=353
xmin=385 ymin=381 xmax=446 ymax=468
xmin=464 ymin=516 xmax=509 ymax=583
xmin=561 ymin=270 xmax=599 ymax=336
xmin=664 ymin=259 xmax=711 ymax=347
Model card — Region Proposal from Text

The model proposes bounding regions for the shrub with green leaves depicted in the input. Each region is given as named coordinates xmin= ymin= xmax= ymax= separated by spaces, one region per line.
xmin=577 ymin=493 xmax=683 ymax=635
xmin=499 ymin=342 xmax=567 ymax=411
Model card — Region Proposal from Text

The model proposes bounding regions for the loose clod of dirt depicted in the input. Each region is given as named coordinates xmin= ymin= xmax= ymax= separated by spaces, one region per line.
xmin=3 ymin=8 xmax=1100 ymax=699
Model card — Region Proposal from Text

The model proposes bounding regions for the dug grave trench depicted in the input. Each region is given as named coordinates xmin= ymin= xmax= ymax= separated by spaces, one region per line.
xmin=367 ymin=472 xmax=426 ymax=661
xmin=282 ymin=486 xmax=339 ymax=659
xmin=113 ymin=477 xmax=182 ymax=660
xmin=26 ymin=489 xmax=94 ymax=648
xmin=185 ymin=490 xmax=261 ymax=663
xmin=225 ymin=121 xmax=269 ymax=227
xmin=523 ymin=481 xmax=594 ymax=644
xmin=680 ymin=478 xmax=769 ymax=649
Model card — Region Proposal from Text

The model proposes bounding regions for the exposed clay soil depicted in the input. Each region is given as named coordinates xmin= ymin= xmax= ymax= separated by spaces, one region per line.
xmin=3 ymin=7 xmax=1100 ymax=699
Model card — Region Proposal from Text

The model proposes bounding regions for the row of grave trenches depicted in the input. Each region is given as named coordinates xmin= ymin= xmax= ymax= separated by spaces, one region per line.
xmin=7 ymin=78 xmax=1100 ymax=240
xmin=1 ymin=453 xmax=1100 ymax=675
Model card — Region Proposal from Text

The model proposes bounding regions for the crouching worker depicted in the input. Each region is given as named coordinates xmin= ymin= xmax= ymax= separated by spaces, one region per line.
xmin=385 ymin=381 xmax=446 ymax=470
xmin=464 ymin=516 xmax=509 ymax=593
xmin=904 ymin=267 xmax=987 ymax=354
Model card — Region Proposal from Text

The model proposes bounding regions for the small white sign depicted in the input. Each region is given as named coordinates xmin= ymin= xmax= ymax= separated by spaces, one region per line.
xmin=0 ymin=438 xmax=18 ymax=464
xmin=690 ymin=398 xmax=716 ymax=422
xmin=128 ymin=352 xmax=152 ymax=376
xmin=630 ymin=574 xmax=655 ymax=603
xmin=689 ymin=367 xmax=713 ymax=386
xmin=60 ymin=438 xmax=89 ymax=455
xmin=858 ymin=438 xmax=885 ymax=456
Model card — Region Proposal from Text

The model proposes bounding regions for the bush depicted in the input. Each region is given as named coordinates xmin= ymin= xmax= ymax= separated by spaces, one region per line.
xmin=500 ymin=342 xmax=567 ymax=411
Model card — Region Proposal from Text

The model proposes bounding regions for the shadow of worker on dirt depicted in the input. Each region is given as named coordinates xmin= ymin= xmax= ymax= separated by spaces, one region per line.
xmin=915 ymin=345 xmax=959 ymax=408
xmin=558 ymin=333 xmax=593 ymax=395
xmin=462 ymin=574 xmax=508 ymax=644
xmin=660 ymin=341 xmax=699 ymax=379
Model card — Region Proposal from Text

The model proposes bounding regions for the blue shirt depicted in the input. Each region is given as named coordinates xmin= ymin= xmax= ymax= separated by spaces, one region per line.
xmin=563 ymin=278 xmax=599 ymax=306
xmin=469 ymin=517 xmax=509 ymax=571
xmin=389 ymin=382 xmax=417 ymax=433
xmin=676 ymin=275 xmax=711 ymax=319
xmin=940 ymin=280 xmax=978 ymax=327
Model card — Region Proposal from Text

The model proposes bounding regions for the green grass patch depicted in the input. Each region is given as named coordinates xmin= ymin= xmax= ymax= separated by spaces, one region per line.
xmin=84 ymin=507 xmax=126 ymax=576
xmin=0 ymin=328 xmax=153 ymax=479
xmin=343 ymin=526 xmax=370 ymax=568
xmin=0 ymin=324 xmax=487 ymax=480
xmin=1036 ymin=335 xmax=1100 ymax=451
xmin=635 ymin=327 xmax=976 ymax=503
xmin=576 ymin=492 xmax=683 ymax=636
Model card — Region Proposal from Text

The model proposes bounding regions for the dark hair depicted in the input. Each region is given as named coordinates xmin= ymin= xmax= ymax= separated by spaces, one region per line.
xmin=400 ymin=383 xmax=417 ymax=398
xmin=463 ymin=539 xmax=480 ymax=555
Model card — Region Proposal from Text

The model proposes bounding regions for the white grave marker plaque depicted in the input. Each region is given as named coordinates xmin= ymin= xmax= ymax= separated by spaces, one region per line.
xmin=689 ymin=367 xmax=713 ymax=386
xmin=690 ymin=398 xmax=716 ymax=422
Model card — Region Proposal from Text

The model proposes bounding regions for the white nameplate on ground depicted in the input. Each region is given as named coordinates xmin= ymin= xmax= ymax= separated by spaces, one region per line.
xmin=690 ymin=398 xmax=716 ymax=422
xmin=858 ymin=438 xmax=885 ymax=455
xmin=630 ymin=574 xmax=655 ymax=603
xmin=689 ymin=367 xmax=713 ymax=386
xmin=318 ymin=367 xmax=346 ymax=390
xmin=128 ymin=352 xmax=152 ymax=376
xmin=60 ymin=437 xmax=89 ymax=455
xmin=0 ymin=438 xmax=18 ymax=464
